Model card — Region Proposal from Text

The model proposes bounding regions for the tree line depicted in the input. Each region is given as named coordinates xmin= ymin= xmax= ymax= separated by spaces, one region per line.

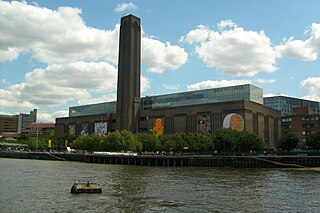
xmin=14 ymin=129 xmax=320 ymax=154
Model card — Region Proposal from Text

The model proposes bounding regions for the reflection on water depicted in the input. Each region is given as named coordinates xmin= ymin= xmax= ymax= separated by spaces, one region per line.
xmin=1 ymin=158 xmax=320 ymax=212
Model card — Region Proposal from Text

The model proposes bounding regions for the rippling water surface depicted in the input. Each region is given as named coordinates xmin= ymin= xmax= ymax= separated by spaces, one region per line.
xmin=1 ymin=158 xmax=320 ymax=212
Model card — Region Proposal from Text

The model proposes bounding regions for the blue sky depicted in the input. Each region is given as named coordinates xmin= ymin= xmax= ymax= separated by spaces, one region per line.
xmin=1 ymin=0 xmax=320 ymax=122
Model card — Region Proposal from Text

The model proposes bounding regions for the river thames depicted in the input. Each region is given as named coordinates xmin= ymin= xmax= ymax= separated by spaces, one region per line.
xmin=1 ymin=158 xmax=320 ymax=212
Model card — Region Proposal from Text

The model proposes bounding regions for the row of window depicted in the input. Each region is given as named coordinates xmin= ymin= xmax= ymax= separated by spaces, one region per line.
xmin=302 ymin=131 xmax=316 ymax=136
xmin=302 ymin=117 xmax=320 ymax=121
xmin=282 ymin=117 xmax=320 ymax=122
xmin=302 ymin=124 xmax=320 ymax=129
xmin=283 ymin=124 xmax=320 ymax=129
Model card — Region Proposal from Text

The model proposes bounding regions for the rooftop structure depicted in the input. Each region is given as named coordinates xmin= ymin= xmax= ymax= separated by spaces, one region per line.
xmin=263 ymin=96 xmax=320 ymax=116
xmin=68 ymin=84 xmax=263 ymax=117
xmin=142 ymin=84 xmax=263 ymax=110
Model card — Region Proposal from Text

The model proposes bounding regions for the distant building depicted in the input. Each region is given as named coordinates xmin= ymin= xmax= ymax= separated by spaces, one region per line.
xmin=264 ymin=96 xmax=320 ymax=116
xmin=0 ymin=109 xmax=37 ymax=138
xmin=21 ymin=123 xmax=55 ymax=138
xmin=18 ymin=109 xmax=37 ymax=133
xmin=281 ymin=107 xmax=320 ymax=146
xmin=0 ymin=115 xmax=18 ymax=135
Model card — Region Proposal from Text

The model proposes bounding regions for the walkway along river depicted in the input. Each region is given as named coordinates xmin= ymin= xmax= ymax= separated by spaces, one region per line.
xmin=2 ymin=151 xmax=320 ymax=168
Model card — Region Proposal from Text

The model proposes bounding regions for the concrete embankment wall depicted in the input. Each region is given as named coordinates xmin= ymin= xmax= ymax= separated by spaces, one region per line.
xmin=0 ymin=151 xmax=85 ymax=162
xmin=2 ymin=151 xmax=320 ymax=168
xmin=84 ymin=154 xmax=320 ymax=168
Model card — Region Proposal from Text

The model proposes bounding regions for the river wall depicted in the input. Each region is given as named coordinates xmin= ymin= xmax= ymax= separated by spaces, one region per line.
xmin=2 ymin=151 xmax=320 ymax=168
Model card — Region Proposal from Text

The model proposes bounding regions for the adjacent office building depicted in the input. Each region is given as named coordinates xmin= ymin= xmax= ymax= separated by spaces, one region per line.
xmin=0 ymin=109 xmax=37 ymax=138
xmin=264 ymin=96 xmax=320 ymax=116
xmin=282 ymin=107 xmax=320 ymax=146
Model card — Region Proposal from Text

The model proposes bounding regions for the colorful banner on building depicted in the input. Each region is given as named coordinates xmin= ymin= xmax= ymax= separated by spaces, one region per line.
xmin=95 ymin=122 xmax=108 ymax=135
xmin=152 ymin=118 xmax=164 ymax=137
xmin=197 ymin=113 xmax=211 ymax=134
xmin=80 ymin=123 xmax=89 ymax=136
xmin=69 ymin=124 xmax=75 ymax=135
xmin=223 ymin=113 xmax=244 ymax=132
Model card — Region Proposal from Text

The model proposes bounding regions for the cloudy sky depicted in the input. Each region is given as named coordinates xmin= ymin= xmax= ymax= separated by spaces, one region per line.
xmin=1 ymin=0 xmax=320 ymax=122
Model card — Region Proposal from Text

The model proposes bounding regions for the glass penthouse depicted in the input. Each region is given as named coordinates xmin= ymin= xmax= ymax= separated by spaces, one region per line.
xmin=69 ymin=84 xmax=263 ymax=116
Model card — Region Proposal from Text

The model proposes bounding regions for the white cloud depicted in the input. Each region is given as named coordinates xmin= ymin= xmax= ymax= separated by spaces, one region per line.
xmin=0 ymin=62 xmax=118 ymax=109
xmin=115 ymin=3 xmax=137 ymax=13
xmin=256 ymin=78 xmax=276 ymax=84
xmin=0 ymin=1 xmax=187 ymax=75
xmin=142 ymin=38 xmax=188 ymax=73
xmin=276 ymin=23 xmax=320 ymax=61
xmin=0 ymin=1 xmax=120 ymax=65
xmin=141 ymin=76 xmax=151 ymax=93
xmin=217 ymin=20 xmax=237 ymax=30
xmin=163 ymin=84 xmax=180 ymax=91
xmin=0 ymin=47 xmax=23 ymax=62
xmin=182 ymin=22 xmax=278 ymax=77
xmin=38 ymin=110 xmax=68 ymax=123
xmin=300 ymin=77 xmax=320 ymax=101
xmin=187 ymin=79 xmax=252 ymax=91
xmin=180 ymin=25 xmax=209 ymax=44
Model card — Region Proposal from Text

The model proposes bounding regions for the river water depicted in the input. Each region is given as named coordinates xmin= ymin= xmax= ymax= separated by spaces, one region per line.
xmin=1 ymin=158 xmax=320 ymax=213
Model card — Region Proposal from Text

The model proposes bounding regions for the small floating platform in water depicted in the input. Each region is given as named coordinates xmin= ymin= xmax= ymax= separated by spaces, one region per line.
xmin=71 ymin=182 xmax=102 ymax=194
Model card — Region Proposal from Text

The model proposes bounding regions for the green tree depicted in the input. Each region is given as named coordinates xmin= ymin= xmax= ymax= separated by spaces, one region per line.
xmin=234 ymin=131 xmax=263 ymax=153
xmin=136 ymin=133 xmax=160 ymax=152
xmin=121 ymin=130 xmax=142 ymax=152
xmin=17 ymin=134 xmax=30 ymax=142
xmin=305 ymin=131 xmax=320 ymax=150
xmin=276 ymin=132 xmax=299 ymax=151
xmin=214 ymin=128 xmax=238 ymax=153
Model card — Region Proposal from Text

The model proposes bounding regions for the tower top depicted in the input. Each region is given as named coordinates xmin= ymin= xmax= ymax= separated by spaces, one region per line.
xmin=121 ymin=14 xmax=140 ymax=24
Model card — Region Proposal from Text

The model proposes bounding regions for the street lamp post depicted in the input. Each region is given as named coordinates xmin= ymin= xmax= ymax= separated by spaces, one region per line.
xmin=36 ymin=122 xmax=39 ymax=152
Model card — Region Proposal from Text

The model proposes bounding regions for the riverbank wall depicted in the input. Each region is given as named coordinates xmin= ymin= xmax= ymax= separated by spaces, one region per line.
xmin=2 ymin=151 xmax=320 ymax=168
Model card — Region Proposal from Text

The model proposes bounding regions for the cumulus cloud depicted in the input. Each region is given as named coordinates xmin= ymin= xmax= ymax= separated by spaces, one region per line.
xmin=300 ymin=77 xmax=320 ymax=101
xmin=0 ymin=1 xmax=120 ymax=64
xmin=38 ymin=110 xmax=69 ymax=123
xmin=277 ymin=23 xmax=320 ymax=61
xmin=142 ymin=38 xmax=188 ymax=73
xmin=0 ymin=62 xmax=117 ymax=108
xmin=0 ymin=1 xmax=187 ymax=73
xmin=217 ymin=20 xmax=237 ymax=30
xmin=187 ymin=79 xmax=252 ymax=91
xmin=115 ymin=2 xmax=137 ymax=12
xmin=180 ymin=25 xmax=209 ymax=44
xmin=0 ymin=60 xmax=152 ymax=111
xmin=182 ymin=22 xmax=279 ymax=77
xmin=0 ymin=1 xmax=187 ymax=119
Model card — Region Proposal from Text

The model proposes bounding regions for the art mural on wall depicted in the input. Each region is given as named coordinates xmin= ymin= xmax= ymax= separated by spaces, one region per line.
xmin=223 ymin=113 xmax=244 ymax=132
xmin=151 ymin=118 xmax=164 ymax=137
xmin=197 ymin=113 xmax=211 ymax=134
xmin=80 ymin=123 xmax=89 ymax=136
xmin=94 ymin=122 xmax=108 ymax=135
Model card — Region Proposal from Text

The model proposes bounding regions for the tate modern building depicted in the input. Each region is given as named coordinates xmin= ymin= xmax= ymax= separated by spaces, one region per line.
xmin=55 ymin=15 xmax=281 ymax=149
